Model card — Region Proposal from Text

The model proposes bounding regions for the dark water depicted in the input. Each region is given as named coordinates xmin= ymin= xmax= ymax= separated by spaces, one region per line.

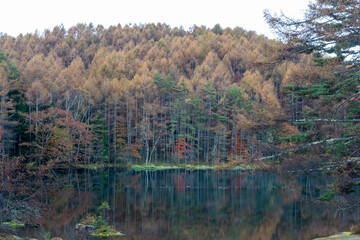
xmin=18 ymin=168 xmax=360 ymax=239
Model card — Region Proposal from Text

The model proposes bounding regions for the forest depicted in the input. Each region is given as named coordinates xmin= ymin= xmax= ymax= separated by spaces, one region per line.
xmin=0 ymin=0 xmax=359 ymax=239
xmin=0 ymin=0 xmax=358 ymax=170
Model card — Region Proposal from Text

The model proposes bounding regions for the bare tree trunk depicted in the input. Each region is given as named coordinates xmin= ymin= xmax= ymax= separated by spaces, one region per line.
xmin=35 ymin=87 xmax=39 ymax=137
xmin=113 ymin=100 xmax=118 ymax=163
xmin=106 ymin=106 xmax=111 ymax=162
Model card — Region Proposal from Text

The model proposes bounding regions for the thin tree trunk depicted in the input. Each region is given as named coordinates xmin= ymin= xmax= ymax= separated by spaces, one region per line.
xmin=113 ymin=100 xmax=118 ymax=163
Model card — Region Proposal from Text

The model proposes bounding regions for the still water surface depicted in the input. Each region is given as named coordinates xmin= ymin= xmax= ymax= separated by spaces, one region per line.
xmin=21 ymin=168 xmax=360 ymax=239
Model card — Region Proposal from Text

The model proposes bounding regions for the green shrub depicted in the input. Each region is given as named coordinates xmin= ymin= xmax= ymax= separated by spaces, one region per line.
xmin=94 ymin=216 xmax=107 ymax=228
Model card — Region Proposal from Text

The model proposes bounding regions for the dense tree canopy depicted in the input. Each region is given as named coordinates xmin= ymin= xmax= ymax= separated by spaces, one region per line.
xmin=0 ymin=20 xmax=358 ymax=166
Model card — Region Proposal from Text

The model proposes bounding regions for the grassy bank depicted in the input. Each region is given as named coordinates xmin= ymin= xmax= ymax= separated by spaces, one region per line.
xmin=313 ymin=232 xmax=359 ymax=239
xmin=313 ymin=224 xmax=360 ymax=239
xmin=130 ymin=164 xmax=255 ymax=171
xmin=25 ymin=162 xmax=258 ymax=171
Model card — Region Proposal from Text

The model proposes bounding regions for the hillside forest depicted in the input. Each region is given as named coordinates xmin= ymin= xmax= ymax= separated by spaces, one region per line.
xmin=0 ymin=0 xmax=359 ymax=171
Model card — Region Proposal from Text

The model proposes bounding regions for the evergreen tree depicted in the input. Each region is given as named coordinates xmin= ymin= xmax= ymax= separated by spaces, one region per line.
xmin=265 ymin=0 xmax=360 ymax=157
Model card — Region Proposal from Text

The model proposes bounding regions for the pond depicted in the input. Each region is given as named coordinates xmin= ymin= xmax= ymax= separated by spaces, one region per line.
xmin=15 ymin=168 xmax=360 ymax=239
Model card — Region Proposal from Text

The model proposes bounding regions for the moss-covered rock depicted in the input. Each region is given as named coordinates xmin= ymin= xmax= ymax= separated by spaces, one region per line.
xmin=90 ymin=226 xmax=123 ymax=238
xmin=75 ymin=223 xmax=96 ymax=232
xmin=80 ymin=214 xmax=96 ymax=225
xmin=76 ymin=213 xmax=123 ymax=238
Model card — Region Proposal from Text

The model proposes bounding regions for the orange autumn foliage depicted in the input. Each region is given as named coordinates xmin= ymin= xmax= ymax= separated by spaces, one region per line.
xmin=229 ymin=136 xmax=247 ymax=157
xmin=174 ymin=137 xmax=191 ymax=159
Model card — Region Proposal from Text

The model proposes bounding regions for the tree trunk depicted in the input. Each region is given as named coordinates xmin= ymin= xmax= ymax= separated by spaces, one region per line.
xmin=113 ymin=100 xmax=118 ymax=163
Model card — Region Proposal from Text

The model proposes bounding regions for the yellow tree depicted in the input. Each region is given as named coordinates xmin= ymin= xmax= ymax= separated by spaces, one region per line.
xmin=55 ymin=56 xmax=86 ymax=114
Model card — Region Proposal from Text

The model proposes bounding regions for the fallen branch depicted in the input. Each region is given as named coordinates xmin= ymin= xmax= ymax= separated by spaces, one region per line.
xmin=252 ymin=136 xmax=358 ymax=161
xmin=295 ymin=118 xmax=360 ymax=123
xmin=350 ymin=148 xmax=360 ymax=157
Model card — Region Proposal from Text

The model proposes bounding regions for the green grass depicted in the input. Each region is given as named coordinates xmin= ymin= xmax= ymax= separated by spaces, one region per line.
xmin=313 ymin=232 xmax=353 ymax=239
xmin=25 ymin=162 xmax=257 ymax=172
xmin=131 ymin=164 xmax=181 ymax=171
xmin=3 ymin=220 xmax=24 ymax=228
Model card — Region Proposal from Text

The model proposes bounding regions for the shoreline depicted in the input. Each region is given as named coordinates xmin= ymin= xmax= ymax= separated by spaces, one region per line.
xmin=40 ymin=163 xmax=258 ymax=171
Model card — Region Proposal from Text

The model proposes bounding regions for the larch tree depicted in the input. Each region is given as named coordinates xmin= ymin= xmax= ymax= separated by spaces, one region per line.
xmin=0 ymin=22 xmax=327 ymax=165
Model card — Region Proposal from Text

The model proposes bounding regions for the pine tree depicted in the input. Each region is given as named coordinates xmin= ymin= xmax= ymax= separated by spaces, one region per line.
xmin=265 ymin=0 xmax=360 ymax=157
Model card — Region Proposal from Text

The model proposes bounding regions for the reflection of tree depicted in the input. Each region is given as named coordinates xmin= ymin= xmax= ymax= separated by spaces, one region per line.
xmin=0 ymin=157 xmax=40 ymax=225
xmin=4 ymin=168 xmax=358 ymax=239
xmin=107 ymin=170 xmax=345 ymax=240
xmin=39 ymin=172 xmax=96 ymax=230
xmin=0 ymin=162 xmax=102 ymax=239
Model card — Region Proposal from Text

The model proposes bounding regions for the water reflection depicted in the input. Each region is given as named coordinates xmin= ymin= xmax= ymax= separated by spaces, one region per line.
xmin=19 ymin=169 xmax=360 ymax=239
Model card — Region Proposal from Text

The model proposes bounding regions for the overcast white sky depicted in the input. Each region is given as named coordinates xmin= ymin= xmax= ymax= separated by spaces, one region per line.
xmin=1 ymin=0 xmax=310 ymax=39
